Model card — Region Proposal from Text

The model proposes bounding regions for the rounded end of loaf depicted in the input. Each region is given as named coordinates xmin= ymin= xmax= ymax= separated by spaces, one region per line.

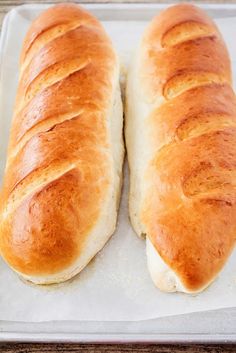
xmin=141 ymin=3 xmax=231 ymax=102
xmin=143 ymin=2 xmax=220 ymax=45
xmin=20 ymin=3 xmax=100 ymax=68
xmin=146 ymin=237 xmax=215 ymax=294
xmin=143 ymin=183 xmax=236 ymax=293
xmin=0 ymin=168 xmax=117 ymax=284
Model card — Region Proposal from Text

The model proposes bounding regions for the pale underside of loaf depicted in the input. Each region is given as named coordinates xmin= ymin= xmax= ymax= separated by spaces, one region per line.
xmin=0 ymin=3 xmax=124 ymax=284
xmin=126 ymin=51 xmax=186 ymax=293
xmin=126 ymin=3 xmax=236 ymax=293
xmin=126 ymin=50 xmax=187 ymax=293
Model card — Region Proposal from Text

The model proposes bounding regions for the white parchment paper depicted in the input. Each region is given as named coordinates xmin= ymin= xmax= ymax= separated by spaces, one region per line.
xmin=0 ymin=5 xmax=236 ymax=322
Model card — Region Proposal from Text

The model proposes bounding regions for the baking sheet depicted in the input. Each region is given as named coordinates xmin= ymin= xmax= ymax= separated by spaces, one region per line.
xmin=0 ymin=4 xmax=236 ymax=324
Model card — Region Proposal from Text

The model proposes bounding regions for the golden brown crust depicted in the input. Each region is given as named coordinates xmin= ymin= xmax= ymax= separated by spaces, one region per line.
xmin=20 ymin=3 xmax=98 ymax=68
xmin=141 ymin=5 xmax=231 ymax=102
xmin=148 ymin=84 xmax=236 ymax=148
xmin=1 ymin=164 xmax=109 ymax=275
xmin=0 ymin=4 xmax=118 ymax=277
xmin=9 ymin=65 xmax=110 ymax=155
xmin=140 ymin=4 xmax=236 ymax=291
xmin=143 ymin=3 xmax=217 ymax=48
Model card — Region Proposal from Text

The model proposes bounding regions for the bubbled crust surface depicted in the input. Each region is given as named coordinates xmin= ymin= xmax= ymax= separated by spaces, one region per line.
xmin=140 ymin=4 xmax=236 ymax=291
xmin=0 ymin=4 xmax=117 ymax=276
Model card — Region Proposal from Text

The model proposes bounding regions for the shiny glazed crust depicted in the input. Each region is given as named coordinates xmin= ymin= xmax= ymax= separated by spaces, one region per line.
xmin=0 ymin=4 xmax=124 ymax=283
xmin=126 ymin=3 xmax=236 ymax=293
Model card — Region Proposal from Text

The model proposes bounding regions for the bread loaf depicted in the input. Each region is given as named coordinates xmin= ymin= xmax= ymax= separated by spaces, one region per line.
xmin=0 ymin=3 xmax=124 ymax=284
xmin=126 ymin=3 xmax=236 ymax=293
